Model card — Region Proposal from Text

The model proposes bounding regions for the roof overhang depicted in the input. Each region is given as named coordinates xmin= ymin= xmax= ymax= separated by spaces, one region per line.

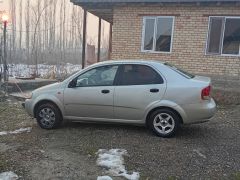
xmin=70 ymin=0 xmax=240 ymax=23
xmin=71 ymin=1 xmax=115 ymax=23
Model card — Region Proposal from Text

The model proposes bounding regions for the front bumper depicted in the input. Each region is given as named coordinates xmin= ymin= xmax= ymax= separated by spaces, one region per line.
xmin=23 ymin=99 xmax=35 ymax=117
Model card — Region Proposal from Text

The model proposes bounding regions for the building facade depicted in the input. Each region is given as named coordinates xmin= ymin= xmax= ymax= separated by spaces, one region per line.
xmin=71 ymin=0 xmax=240 ymax=76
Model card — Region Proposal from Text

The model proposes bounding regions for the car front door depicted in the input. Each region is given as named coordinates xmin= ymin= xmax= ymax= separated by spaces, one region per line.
xmin=114 ymin=64 xmax=166 ymax=120
xmin=64 ymin=65 xmax=119 ymax=119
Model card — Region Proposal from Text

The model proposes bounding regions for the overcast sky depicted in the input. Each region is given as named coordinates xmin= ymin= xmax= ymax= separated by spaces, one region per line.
xmin=0 ymin=0 xmax=7 ymax=12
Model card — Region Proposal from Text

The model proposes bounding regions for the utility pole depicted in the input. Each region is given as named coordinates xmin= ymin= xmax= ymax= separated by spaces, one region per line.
xmin=0 ymin=36 xmax=2 ymax=82
xmin=1 ymin=14 xmax=8 ymax=82
xmin=82 ymin=9 xmax=87 ymax=69
xmin=3 ymin=21 xmax=7 ymax=82
xmin=97 ymin=17 xmax=101 ymax=62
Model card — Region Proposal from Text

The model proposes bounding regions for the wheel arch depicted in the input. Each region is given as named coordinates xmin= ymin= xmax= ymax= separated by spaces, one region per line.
xmin=34 ymin=100 xmax=63 ymax=118
xmin=146 ymin=106 xmax=184 ymax=125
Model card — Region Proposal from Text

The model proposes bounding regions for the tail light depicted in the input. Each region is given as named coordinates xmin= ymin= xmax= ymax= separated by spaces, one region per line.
xmin=201 ymin=86 xmax=211 ymax=100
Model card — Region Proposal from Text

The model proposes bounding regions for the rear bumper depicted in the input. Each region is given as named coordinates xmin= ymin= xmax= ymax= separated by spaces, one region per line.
xmin=181 ymin=98 xmax=216 ymax=124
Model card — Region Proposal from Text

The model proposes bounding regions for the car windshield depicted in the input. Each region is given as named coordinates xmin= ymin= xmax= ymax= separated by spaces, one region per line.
xmin=164 ymin=63 xmax=195 ymax=79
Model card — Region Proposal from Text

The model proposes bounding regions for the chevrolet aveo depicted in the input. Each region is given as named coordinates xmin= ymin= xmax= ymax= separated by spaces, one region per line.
xmin=23 ymin=60 xmax=216 ymax=137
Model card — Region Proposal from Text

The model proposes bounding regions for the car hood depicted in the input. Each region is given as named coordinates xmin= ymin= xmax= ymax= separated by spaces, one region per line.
xmin=33 ymin=82 xmax=62 ymax=94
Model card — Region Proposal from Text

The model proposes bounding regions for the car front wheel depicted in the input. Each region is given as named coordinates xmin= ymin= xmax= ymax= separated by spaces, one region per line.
xmin=148 ymin=109 xmax=180 ymax=138
xmin=36 ymin=103 xmax=62 ymax=129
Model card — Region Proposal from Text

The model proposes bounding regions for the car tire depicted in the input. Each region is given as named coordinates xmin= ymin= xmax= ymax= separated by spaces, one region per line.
xmin=36 ymin=103 xmax=62 ymax=129
xmin=148 ymin=108 xmax=180 ymax=138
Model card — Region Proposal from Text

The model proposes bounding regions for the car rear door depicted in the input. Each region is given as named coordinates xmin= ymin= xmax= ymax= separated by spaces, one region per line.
xmin=114 ymin=64 xmax=166 ymax=120
xmin=64 ymin=65 xmax=119 ymax=119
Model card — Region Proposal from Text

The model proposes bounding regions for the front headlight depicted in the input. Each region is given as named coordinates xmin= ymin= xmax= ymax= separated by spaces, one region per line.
xmin=25 ymin=92 xmax=33 ymax=99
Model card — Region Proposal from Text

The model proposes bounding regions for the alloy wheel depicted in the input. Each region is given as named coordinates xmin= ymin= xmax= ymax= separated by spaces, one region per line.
xmin=153 ymin=113 xmax=175 ymax=135
xmin=38 ymin=107 xmax=56 ymax=128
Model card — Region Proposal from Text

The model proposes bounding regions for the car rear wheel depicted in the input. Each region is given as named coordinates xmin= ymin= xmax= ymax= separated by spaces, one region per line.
xmin=36 ymin=103 xmax=62 ymax=129
xmin=148 ymin=109 xmax=180 ymax=138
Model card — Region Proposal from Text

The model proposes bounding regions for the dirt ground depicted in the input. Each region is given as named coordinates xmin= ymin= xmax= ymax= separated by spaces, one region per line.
xmin=0 ymin=97 xmax=240 ymax=180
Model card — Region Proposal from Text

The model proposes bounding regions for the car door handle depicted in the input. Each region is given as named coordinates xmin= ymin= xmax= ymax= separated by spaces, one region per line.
xmin=101 ymin=90 xmax=110 ymax=94
xmin=150 ymin=88 xmax=159 ymax=93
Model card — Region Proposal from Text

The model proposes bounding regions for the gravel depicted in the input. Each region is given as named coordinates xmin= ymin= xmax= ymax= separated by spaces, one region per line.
xmin=0 ymin=98 xmax=240 ymax=180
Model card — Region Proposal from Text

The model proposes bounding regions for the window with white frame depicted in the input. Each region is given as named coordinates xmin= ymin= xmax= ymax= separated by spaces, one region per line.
xmin=142 ymin=16 xmax=174 ymax=53
xmin=206 ymin=16 xmax=240 ymax=56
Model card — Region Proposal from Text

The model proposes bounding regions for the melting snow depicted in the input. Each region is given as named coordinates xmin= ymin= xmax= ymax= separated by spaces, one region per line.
xmin=193 ymin=149 xmax=207 ymax=159
xmin=0 ymin=127 xmax=32 ymax=136
xmin=0 ymin=131 xmax=8 ymax=136
xmin=7 ymin=63 xmax=82 ymax=78
xmin=0 ymin=171 xmax=18 ymax=180
xmin=97 ymin=176 xmax=113 ymax=180
xmin=96 ymin=149 xmax=140 ymax=180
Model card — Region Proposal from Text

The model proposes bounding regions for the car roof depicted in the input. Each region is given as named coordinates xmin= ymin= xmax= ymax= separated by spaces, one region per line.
xmin=95 ymin=59 xmax=165 ymax=66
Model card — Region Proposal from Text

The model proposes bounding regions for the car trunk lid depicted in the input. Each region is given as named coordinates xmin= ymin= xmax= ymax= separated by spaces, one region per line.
xmin=193 ymin=75 xmax=211 ymax=85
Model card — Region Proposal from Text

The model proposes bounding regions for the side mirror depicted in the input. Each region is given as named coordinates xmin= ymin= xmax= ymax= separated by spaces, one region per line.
xmin=68 ymin=78 xmax=77 ymax=88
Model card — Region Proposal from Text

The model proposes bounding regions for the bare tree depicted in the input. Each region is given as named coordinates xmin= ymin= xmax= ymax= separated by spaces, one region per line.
xmin=25 ymin=0 xmax=30 ymax=64
xmin=9 ymin=0 xmax=16 ymax=64
xmin=72 ymin=6 xmax=83 ymax=50
xmin=18 ymin=0 xmax=23 ymax=52
xmin=6 ymin=0 xmax=95 ymax=77
xmin=31 ymin=0 xmax=52 ymax=75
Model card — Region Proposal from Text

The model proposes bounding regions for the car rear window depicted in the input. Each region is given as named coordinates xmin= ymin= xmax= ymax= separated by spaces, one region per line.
xmin=164 ymin=63 xmax=195 ymax=79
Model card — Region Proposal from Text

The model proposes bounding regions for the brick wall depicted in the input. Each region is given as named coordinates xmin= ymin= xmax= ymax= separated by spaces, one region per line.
xmin=111 ymin=4 xmax=240 ymax=76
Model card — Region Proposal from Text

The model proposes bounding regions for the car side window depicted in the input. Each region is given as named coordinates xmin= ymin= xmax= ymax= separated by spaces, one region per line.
xmin=118 ymin=64 xmax=163 ymax=85
xmin=75 ymin=65 xmax=119 ymax=87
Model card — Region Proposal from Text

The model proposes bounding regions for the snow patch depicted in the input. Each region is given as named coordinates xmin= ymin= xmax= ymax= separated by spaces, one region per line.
xmin=193 ymin=149 xmax=206 ymax=159
xmin=96 ymin=149 xmax=140 ymax=180
xmin=39 ymin=150 xmax=45 ymax=153
xmin=0 ymin=131 xmax=8 ymax=136
xmin=0 ymin=127 xmax=32 ymax=136
xmin=7 ymin=63 xmax=82 ymax=78
xmin=97 ymin=176 xmax=113 ymax=180
xmin=0 ymin=171 xmax=18 ymax=180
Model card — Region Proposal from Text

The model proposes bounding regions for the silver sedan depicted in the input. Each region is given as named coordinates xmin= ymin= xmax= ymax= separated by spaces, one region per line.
xmin=23 ymin=60 xmax=216 ymax=137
